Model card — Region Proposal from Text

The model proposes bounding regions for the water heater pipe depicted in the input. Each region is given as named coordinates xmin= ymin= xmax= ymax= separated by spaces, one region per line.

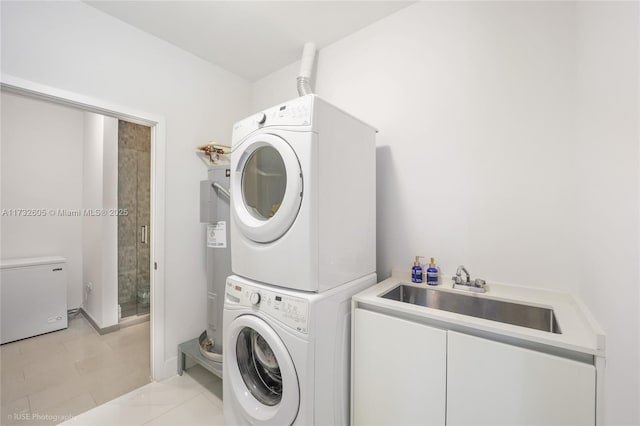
xmin=296 ymin=42 xmax=316 ymax=96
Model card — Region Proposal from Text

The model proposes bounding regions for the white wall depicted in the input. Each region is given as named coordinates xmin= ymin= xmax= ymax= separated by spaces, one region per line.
xmin=574 ymin=3 xmax=640 ymax=425
xmin=82 ymin=113 xmax=104 ymax=323
xmin=82 ymin=112 xmax=119 ymax=328
xmin=251 ymin=2 xmax=639 ymax=424
xmin=102 ymin=116 xmax=118 ymax=328
xmin=0 ymin=91 xmax=84 ymax=308
xmin=253 ymin=1 xmax=582 ymax=292
xmin=1 ymin=0 xmax=251 ymax=377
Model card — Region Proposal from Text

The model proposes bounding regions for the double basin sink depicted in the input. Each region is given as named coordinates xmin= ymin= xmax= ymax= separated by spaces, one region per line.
xmin=380 ymin=284 xmax=561 ymax=334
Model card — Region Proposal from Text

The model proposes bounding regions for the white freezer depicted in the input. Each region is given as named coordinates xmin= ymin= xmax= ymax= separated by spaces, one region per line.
xmin=1 ymin=256 xmax=68 ymax=344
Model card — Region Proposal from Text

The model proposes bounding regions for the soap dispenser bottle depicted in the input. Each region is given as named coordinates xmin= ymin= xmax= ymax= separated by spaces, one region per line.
xmin=426 ymin=257 xmax=439 ymax=286
xmin=412 ymin=256 xmax=424 ymax=283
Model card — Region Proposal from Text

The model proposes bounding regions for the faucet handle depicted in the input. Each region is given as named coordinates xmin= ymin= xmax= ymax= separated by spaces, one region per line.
xmin=474 ymin=278 xmax=486 ymax=288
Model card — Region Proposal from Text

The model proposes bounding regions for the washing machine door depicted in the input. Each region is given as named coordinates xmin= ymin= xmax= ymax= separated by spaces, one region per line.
xmin=231 ymin=133 xmax=303 ymax=243
xmin=227 ymin=314 xmax=300 ymax=425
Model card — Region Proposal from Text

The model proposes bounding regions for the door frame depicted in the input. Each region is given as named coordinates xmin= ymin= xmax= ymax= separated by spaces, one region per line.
xmin=1 ymin=74 xmax=166 ymax=380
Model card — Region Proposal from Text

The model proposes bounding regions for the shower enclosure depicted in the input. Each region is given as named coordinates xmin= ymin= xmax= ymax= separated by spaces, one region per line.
xmin=118 ymin=121 xmax=151 ymax=319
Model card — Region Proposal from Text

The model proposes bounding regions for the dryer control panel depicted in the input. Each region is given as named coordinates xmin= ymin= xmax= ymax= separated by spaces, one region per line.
xmin=226 ymin=280 xmax=310 ymax=334
xmin=232 ymin=95 xmax=314 ymax=145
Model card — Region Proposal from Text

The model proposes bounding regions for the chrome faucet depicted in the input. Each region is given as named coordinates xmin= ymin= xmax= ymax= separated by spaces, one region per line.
xmin=452 ymin=265 xmax=487 ymax=293
xmin=455 ymin=265 xmax=471 ymax=284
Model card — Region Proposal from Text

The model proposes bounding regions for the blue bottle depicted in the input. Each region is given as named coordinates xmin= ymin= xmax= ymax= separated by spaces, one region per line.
xmin=426 ymin=257 xmax=440 ymax=286
xmin=412 ymin=256 xmax=424 ymax=283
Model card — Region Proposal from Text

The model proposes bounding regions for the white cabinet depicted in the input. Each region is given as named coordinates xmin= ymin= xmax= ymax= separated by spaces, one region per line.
xmin=353 ymin=309 xmax=447 ymax=426
xmin=447 ymin=331 xmax=595 ymax=426
xmin=352 ymin=309 xmax=596 ymax=426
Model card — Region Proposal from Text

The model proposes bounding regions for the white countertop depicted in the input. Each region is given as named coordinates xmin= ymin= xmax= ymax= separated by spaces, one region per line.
xmin=353 ymin=270 xmax=605 ymax=357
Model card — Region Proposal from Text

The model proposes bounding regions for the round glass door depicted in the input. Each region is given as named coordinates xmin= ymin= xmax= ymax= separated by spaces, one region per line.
xmin=242 ymin=146 xmax=287 ymax=221
xmin=226 ymin=315 xmax=300 ymax=425
xmin=236 ymin=327 xmax=283 ymax=406
xmin=231 ymin=133 xmax=303 ymax=243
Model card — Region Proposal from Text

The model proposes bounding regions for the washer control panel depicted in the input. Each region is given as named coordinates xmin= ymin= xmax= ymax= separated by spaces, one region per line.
xmin=232 ymin=95 xmax=313 ymax=144
xmin=226 ymin=280 xmax=309 ymax=334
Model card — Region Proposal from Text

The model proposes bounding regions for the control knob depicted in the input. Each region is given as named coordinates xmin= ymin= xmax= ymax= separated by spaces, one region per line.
xmin=256 ymin=112 xmax=266 ymax=125
xmin=250 ymin=292 xmax=261 ymax=305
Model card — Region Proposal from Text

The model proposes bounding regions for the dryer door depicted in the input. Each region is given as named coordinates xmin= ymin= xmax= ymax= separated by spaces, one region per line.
xmin=231 ymin=133 xmax=303 ymax=243
xmin=226 ymin=314 xmax=300 ymax=425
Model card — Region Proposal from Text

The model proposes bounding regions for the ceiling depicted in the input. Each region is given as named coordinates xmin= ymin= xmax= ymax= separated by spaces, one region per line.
xmin=84 ymin=1 xmax=413 ymax=82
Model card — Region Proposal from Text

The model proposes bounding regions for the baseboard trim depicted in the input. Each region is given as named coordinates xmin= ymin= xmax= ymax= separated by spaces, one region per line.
xmin=80 ymin=308 xmax=120 ymax=335
xmin=119 ymin=313 xmax=150 ymax=329
xmin=156 ymin=355 xmax=178 ymax=381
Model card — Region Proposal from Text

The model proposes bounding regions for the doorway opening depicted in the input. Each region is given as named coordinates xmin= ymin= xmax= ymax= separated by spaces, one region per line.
xmin=1 ymin=75 xmax=166 ymax=381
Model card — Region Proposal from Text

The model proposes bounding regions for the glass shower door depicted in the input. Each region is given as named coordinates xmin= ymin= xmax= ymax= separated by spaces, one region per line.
xmin=118 ymin=121 xmax=151 ymax=319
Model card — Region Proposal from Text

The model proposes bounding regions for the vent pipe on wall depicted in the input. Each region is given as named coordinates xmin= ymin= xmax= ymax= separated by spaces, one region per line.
xmin=296 ymin=42 xmax=316 ymax=96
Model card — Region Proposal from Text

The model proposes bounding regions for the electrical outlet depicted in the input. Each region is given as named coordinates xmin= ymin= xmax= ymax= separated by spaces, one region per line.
xmin=86 ymin=282 xmax=93 ymax=292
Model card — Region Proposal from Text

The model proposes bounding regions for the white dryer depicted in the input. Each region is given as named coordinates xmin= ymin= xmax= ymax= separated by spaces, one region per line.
xmin=230 ymin=95 xmax=376 ymax=292
xmin=223 ymin=273 xmax=376 ymax=426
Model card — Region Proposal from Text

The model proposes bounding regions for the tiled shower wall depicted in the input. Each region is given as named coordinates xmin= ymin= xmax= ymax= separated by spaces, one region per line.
xmin=118 ymin=121 xmax=151 ymax=318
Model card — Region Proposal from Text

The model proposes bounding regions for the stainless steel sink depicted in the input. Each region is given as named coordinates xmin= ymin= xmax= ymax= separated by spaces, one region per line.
xmin=380 ymin=284 xmax=561 ymax=334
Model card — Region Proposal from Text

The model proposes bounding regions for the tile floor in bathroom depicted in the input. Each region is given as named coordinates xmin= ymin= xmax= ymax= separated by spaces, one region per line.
xmin=0 ymin=315 xmax=151 ymax=425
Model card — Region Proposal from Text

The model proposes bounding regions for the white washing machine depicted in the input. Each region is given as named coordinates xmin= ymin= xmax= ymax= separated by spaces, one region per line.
xmin=230 ymin=95 xmax=376 ymax=292
xmin=223 ymin=273 xmax=376 ymax=425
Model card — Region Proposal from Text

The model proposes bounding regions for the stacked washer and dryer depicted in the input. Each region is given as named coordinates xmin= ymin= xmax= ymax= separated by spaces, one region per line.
xmin=223 ymin=89 xmax=377 ymax=425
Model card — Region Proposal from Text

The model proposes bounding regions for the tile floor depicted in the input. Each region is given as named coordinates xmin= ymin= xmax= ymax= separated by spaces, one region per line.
xmin=1 ymin=315 xmax=151 ymax=425
xmin=60 ymin=365 xmax=224 ymax=426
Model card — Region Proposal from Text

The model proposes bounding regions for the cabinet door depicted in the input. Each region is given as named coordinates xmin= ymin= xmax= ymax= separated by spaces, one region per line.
xmin=447 ymin=331 xmax=595 ymax=426
xmin=353 ymin=309 xmax=447 ymax=426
